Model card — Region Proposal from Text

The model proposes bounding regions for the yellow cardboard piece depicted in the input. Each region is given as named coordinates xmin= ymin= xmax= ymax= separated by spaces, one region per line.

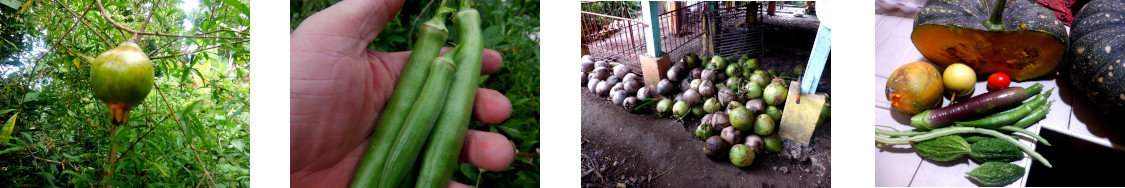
xmin=779 ymin=81 xmax=825 ymax=144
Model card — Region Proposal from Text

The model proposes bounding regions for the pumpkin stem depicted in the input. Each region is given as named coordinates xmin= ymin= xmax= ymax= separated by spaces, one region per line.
xmin=983 ymin=0 xmax=1008 ymax=32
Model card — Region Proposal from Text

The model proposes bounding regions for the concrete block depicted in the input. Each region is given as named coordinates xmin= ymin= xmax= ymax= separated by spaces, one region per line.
xmin=639 ymin=54 xmax=671 ymax=90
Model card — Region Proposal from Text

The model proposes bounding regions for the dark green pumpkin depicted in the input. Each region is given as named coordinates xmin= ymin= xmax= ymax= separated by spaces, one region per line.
xmin=1070 ymin=0 xmax=1125 ymax=116
xmin=911 ymin=0 xmax=1068 ymax=80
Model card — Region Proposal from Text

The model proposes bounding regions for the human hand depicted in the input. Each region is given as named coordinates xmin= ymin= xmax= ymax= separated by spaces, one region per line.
xmin=289 ymin=0 xmax=515 ymax=187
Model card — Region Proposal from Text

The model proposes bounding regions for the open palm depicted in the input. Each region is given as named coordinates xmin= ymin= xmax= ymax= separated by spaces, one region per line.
xmin=290 ymin=0 xmax=514 ymax=187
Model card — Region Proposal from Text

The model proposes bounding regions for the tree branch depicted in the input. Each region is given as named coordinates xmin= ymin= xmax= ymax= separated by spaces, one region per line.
xmin=95 ymin=0 xmax=249 ymax=40
xmin=52 ymin=0 xmax=114 ymax=47
xmin=115 ymin=107 xmax=170 ymax=162
xmin=190 ymin=145 xmax=217 ymax=187
xmin=149 ymin=40 xmax=249 ymax=60
xmin=199 ymin=29 xmax=249 ymax=35
xmin=131 ymin=0 xmax=160 ymax=42
xmin=151 ymin=38 xmax=185 ymax=58
xmin=33 ymin=156 xmax=63 ymax=164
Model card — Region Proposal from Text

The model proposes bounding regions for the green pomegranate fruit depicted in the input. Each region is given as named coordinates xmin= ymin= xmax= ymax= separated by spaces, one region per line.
xmin=91 ymin=42 xmax=154 ymax=125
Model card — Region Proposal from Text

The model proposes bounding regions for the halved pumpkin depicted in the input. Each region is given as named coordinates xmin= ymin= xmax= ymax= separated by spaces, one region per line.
xmin=911 ymin=0 xmax=1068 ymax=81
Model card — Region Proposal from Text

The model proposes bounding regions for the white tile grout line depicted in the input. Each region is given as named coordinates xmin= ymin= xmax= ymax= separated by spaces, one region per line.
xmin=907 ymin=158 xmax=922 ymax=186
xmin=1066 ymin=94 xmax=1074 ymax=130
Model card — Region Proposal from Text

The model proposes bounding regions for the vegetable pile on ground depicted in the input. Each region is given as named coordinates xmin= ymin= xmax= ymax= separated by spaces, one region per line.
xmin=350 ymin=0 xmax=484 ymax=187
xmin=880 ymin=61 xmax=1056 ymax=186
xmin=581 ymin=53 xmax=829 ymax=169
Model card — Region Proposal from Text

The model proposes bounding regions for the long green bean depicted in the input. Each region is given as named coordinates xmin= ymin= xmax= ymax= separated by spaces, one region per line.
xmin=350 ymin=6 xmax=453 ymax=188
xmin=1013 ymin=100 xmax=1053 ymax=129
xmin=378 ymin=54 xmax=458 ymax=188
xmin=415 ymin=1 xmax=484 ymax=187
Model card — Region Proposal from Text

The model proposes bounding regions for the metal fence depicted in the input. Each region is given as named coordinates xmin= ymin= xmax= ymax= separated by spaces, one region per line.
xmin=706 ymin=3 xmax=764 ymax=59
xmin=581 ymin=2 xmax=647 ymax=66
xmin=658 ymin=2 xmax=707 ymax=62
xmin=581 ymin=2 xmax=764 ymax=66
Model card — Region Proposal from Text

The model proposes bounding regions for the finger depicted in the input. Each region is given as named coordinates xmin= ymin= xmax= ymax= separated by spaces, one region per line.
xmin=459 ymin=130 xmax=515 ymax=172
xmin=472 ymin=88 xmax=511 ymax=124
xmin=478 ymin=49 xmax=503 ymax=75
xmin=293 ymin=0 xmax=406 ymax=50
xmin=377 ymin=48 xmax=503 ymax=77
xmin=447 ymin=181 xmax=472 ymax=188
xmin=439 ymin=48 xmax=503 ymax=75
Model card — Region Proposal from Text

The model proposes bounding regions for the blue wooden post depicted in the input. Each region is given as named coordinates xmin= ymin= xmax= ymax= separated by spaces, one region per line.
xmin=641 ymin=1 xmax=663 ymax=57
xmin=801 ymin=24 xmax=831 ymax=94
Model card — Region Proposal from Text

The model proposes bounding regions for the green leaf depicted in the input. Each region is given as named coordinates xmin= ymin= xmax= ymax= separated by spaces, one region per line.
xmin=0 ymin=0 xmax=20 ymax=10
xmin=177 ymin=101 xmax=204 ymax=140
xmin=1 ymin=112 xmax=19 ymax=145
xmin=63 ymin=153 xmax=80 ymax=161
xmin=0 ymin=109 xmax=16 ymax=115
xmin=22 ymin=90 xmax=39 ymax=102
xmin=482 ymin=25 xmax=504 ymax=47
xmin=0 ymin=145 xmax=23 ymax=155
xmin=70 ymin=49 xmax=96 ymax=62
xmin=459 ymin=163 xmax=479 ymax=182
xmin=154 ymin=12 xmax=167 ymax=29
xmin=220 ymin=0 xmax=250 ymax=17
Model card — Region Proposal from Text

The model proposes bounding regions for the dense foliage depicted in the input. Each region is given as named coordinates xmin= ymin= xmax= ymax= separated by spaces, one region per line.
xmin=1 ymin=0 xmax=249 ymax=187
xmin=291 ymin=0 xmax=539 ymax=187
xmin=580 ymin=1 xmax=640 ymax=26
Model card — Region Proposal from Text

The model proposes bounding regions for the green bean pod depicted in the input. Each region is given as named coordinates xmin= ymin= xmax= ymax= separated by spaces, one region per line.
xmin=415 ymin=2 xmax=484 ymax=188
xmin=351 ymin=9 xmax=452 ymax=188
xmin=377 ymin=55 xmax=458 ymax=188
xmin=996 ymin=126 xmax=1050 ymax=146
xmin=956 ymin=88 xmax=1053 ymax=128
xmin=1013 ymin=100 xmax=1053 ymax=129
xmin=962 ymin=134 xmax=1018 ymax=143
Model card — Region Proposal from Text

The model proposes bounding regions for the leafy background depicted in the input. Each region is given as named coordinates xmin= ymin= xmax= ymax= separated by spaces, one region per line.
xmin=1 ymin=0 xmax=249 ymax=187
xmin=291 ymin=0 xmax=540 ymax=187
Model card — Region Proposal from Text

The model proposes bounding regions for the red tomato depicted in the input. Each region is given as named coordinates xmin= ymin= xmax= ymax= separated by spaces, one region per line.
xmin=987 ymin=72 xmax=1011 ymax=91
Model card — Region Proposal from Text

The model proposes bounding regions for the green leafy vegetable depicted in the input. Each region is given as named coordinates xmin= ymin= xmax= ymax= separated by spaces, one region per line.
xmin=912 ymin=135 xmax=971 ymax=161
xmin=967 ymin=162 xmax=1024 ymax=186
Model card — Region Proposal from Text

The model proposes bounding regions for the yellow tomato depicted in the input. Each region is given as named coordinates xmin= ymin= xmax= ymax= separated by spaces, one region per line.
xmin=943 ymin=63 xmax=976 ymax=97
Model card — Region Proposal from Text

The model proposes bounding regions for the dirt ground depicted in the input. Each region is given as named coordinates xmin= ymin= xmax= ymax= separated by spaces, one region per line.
xmin=761 ymin=7 xmax=821 ymax=51
xmin=580 ymin=89 xmax=831 ymax=188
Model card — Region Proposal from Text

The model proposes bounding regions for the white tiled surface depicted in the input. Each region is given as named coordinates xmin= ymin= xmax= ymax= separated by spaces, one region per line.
xmin=873 ymin=13 xmax=1125 ymax=187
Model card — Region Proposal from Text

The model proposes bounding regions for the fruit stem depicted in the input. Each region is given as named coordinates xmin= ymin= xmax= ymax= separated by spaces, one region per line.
xmin=983 ymin=0 xmax=1008 ymax=32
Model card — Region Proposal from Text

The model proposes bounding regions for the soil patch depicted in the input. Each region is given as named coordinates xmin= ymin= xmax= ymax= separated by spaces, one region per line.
xmin=580 ymin=90 xmax=831 ymax=187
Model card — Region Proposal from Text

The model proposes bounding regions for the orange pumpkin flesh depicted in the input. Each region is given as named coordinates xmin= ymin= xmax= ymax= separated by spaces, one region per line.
xmin=912 ymin=25 xmax=1064 ymax=81
xmin=886 ymin=62 xmax=945 ymax=115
